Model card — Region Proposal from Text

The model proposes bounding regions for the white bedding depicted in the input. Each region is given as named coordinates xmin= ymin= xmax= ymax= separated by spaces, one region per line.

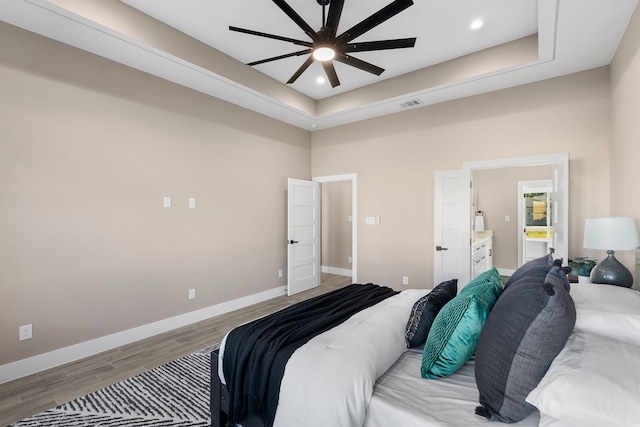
xmin=273 ymin=288 xmax=429 ymax=427
xmin=218 ymin=282 xmax=639 ymax=427
xmin=365 ymin=349 xmax=540 ymax=427
xmin=219 ymin=288 xmax=429 ymax=427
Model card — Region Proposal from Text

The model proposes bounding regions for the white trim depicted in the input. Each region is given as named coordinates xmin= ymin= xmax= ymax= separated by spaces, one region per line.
xmin=498 ymin=268 xmax=517 ymax=277
xmin=464 ymin=153 xmax=569 ymax=275
xmin=321 ymin=266 xmax=353 ymax=277
xmin=464 ymin=153 xmax=569 ymax=170
xmin=0 ymin=285 xmax=286 ymax=384
xmin=313 ymin=173 xmax=358 ymax=283
xmin=518 ymin=179 xmax=553 ymax=267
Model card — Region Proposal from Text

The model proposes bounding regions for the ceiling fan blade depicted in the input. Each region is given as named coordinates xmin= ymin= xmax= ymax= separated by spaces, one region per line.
xmin=322 ymin=61 xmax=341 ymax=88
xmin=287 ymin=56 xmax=315 ymax=84
xmin=272 ymin=0 xmax=320 ymax=43
xmin=336 ymin=0 xmax=414 ymax=44
xmin=247 ymin=49 xmax=312 ymax=66
xmin=334 ymin=54 xmax=384 ymax=76
xmin=343 ymin=37 xmax=416 ymax=53
xmin=229 ymin=26 xmax=312 ymax=47
xmin=325 ymin=0 xmax=345 ymax=39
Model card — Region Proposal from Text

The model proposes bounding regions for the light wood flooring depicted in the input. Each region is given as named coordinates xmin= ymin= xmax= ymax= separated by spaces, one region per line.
xmin=0 ymin=273 xmax=352 ymax=426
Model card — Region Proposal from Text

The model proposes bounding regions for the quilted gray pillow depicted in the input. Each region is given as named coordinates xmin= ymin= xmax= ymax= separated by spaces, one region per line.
xmin=474 ymin=269 xmax=576 ymax=423
xmin=503 ymin=252 xmax=554 ymax=289
xmin=544 ymin=265 xmax=572 ymax=293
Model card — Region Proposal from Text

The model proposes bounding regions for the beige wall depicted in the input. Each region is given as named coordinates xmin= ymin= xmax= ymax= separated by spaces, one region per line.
xmin=611 ymin=4 xmax=640 ymax=287
xmin=312 ymin=68 xmax=612 ymax=289
xmin=321 ymin=181 xmax=353 ymax=271
xmin=0 ymin=25 xmax=311 ymax=365
xmin=473 ymin=165 xmax=552 ymax=271
xmin=5 ymin=5 xmax=640 ymax=371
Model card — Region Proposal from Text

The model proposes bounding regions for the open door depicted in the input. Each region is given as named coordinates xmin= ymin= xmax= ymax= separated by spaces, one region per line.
xmin=434 ymin=169 xmax=471 ymax=289
xmin=287 ymin=178 xmax=320 ymax=296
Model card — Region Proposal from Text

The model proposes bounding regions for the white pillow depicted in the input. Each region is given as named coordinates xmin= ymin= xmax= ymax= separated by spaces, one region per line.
xmin=527 ymin=331 xmax=640 ymax=427
xmin=570 ymin=283 xmax=640 ymax=344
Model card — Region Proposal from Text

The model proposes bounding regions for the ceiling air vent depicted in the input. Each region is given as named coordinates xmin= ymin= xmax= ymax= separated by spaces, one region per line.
xmin=400 ymin=99 xmax=423 ymax=108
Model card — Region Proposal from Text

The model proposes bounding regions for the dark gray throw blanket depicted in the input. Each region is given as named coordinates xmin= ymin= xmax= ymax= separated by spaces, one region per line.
xmin=222 ymin=283 xmax=398 ymax=427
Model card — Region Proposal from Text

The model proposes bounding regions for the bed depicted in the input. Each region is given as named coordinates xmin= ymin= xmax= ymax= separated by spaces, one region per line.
xmin=210 ymin=256 xmax=640 ymax=427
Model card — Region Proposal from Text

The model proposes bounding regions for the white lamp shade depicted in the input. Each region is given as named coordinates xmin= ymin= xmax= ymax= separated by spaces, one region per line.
xmin=583 ymin=217 xmax=640 ymax=250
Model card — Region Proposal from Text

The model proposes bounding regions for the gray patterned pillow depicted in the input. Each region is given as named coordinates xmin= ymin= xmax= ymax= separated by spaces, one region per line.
xmin=474 ymin=269 xmax=576 ymax=423
xmin=404 ymin=279 xmax=457 ymax=348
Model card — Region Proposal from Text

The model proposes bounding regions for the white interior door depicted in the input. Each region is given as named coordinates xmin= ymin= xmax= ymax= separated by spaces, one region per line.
xmin=287 ymin=178 xmax=320 ymax=296
xmin=434 ymin=169 xmax=471 ymax=289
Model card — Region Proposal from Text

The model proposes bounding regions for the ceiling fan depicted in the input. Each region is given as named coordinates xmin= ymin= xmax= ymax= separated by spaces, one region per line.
xmin=229 ymin=0 xmax=416 ymax=88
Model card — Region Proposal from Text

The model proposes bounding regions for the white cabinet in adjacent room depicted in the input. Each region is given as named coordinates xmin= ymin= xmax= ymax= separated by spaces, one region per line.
xmin=472 ymin=231 xmax=493 ymax=278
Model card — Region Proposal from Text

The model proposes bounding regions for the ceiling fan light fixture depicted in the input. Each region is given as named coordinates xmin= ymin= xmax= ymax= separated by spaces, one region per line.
xmin=313 ymin=46 xmax=336 ymax=61
xmin=230 ymin=0 xmax=417 ymax=88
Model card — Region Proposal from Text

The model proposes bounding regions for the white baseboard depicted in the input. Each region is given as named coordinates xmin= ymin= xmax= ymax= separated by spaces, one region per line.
xmin=498 ymin=268 xmax=516 ymax=277
xmin=0 ymin=285 xmax=287 ymax=384
xmin=321 ymin=266 xmax=353 ymax=277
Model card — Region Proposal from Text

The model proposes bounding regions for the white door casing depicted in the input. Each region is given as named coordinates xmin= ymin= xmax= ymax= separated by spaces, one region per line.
xmin=287 ymin=178 xmax=320 ymax=296
xmin=462 ymin=152 xmax=569 ymax=276
xmin=518 ymin=180 xmax=553 ymax=266
xmin=313 ymin=173 xmax=358 ymax=283
xmin=551 ymin=157 xmax=569 ymax=262
xmin=434 ymin=169 xmax=471 ymax=290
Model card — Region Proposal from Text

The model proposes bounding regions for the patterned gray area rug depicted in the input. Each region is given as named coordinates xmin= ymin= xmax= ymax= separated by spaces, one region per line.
xmin=11 ymin=344 xmax=219 ymax=427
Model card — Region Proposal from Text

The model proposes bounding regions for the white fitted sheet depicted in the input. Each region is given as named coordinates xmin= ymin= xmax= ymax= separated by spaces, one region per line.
xmin=365 ymin=348 xmax=540 ymax=427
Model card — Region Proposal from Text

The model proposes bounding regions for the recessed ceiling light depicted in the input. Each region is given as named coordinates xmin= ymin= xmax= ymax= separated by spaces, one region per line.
xmin=470 ymin=19 xmax=484 ymax=30
xmin=316 ymin=76 xmax=326 ymax=84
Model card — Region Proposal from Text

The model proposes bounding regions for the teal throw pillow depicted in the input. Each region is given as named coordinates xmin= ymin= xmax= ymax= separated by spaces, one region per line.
xmin=421 ymin=269 xmax=503 ymax=379
xmin=459 ymin=268 xmax=502 ymax=303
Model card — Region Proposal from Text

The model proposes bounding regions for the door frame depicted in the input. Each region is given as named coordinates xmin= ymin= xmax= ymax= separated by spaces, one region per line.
xmin=463 ymin=153 xmax=569 ymax=275
xmin=313 ymin=173 xmax=358 ymax=283
xmin=518 ymin=179 xmax=553 ymax=266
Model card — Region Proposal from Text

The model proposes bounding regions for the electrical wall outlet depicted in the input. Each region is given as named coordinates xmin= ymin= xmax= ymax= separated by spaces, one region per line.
xmin=19 ymin=324 xmax=32 ymax=341
xmin=402 ymin=276 xmax=409 ymax=285
xmin=348 ymin=256 xmax=352 ymax=264
xmin=188 ymin=288 xmax=196 ymax=300
xmin=278 ymin=269 xmax=283 ymax=278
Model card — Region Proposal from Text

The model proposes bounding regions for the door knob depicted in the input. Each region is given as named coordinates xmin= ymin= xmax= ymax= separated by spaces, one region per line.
xmin=436 ymin=245 xmax=448 ymax=251
xmin=289 ymin=240 xmax=299 ymax=244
